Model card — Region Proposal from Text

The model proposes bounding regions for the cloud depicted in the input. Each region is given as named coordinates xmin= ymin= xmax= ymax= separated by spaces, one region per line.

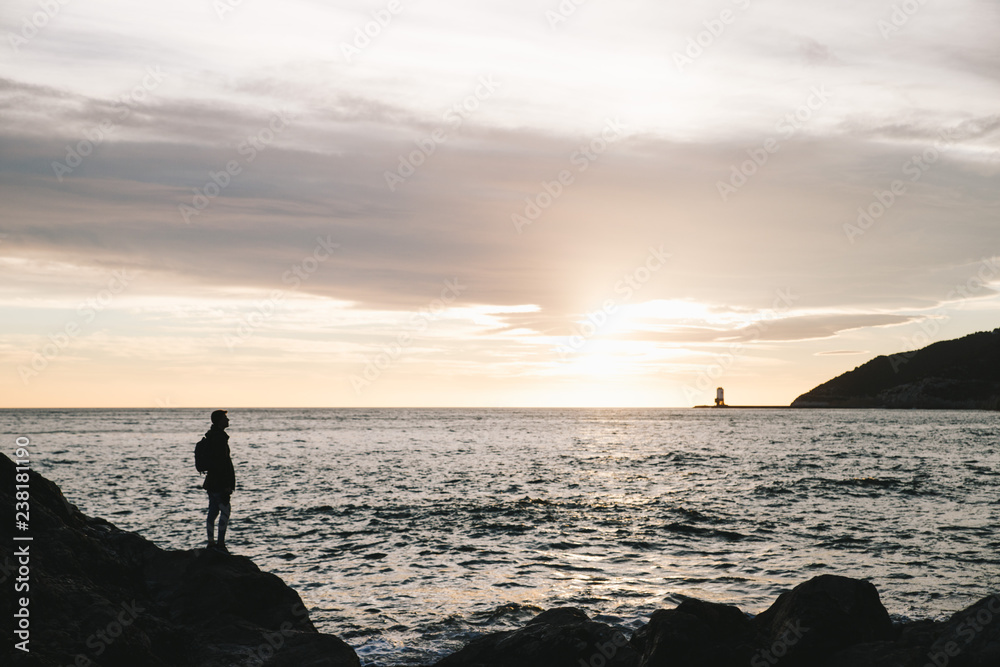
xmin=620 ymin=313 xmax=921 ymax=345
xmin=1 ymin=73 xmax=999 ymax=328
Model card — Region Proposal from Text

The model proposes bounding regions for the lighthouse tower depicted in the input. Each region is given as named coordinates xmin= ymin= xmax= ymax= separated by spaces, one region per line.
xmin=715 ymin=387 xmax=726 ymax=407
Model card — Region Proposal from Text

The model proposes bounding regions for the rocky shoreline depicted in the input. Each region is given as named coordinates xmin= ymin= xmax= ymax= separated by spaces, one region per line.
xmin=3 ymin=451 xmax=998 ymax=666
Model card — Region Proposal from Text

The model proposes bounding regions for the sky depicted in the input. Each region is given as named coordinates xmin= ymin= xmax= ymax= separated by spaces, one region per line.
xmin=1 ymin=0 xmax=998 ymax=408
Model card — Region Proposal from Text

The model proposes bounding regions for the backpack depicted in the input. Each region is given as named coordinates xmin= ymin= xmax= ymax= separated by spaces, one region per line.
xmin=195 ymin=437 xmax=209 ymax=474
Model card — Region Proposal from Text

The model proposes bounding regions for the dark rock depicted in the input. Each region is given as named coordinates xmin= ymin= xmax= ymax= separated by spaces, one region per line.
xmin=0 ymin=453 xmax=359 ymax=667
xmin=433 ymin=606 xmax=638 ymax=667
xmin=823 ymin=619 xmax=939 ymax=667
xmin=635 ymin=598 xmax=753 ymax=667
xmin=526 ymin=607 xmax=590 ymax=627
xmin=823 ymin=640 xmax=925 ymax=667
xmin=924 ymin=593 xmax=1000 ymax=667
xmin=750 ymin=575 xmax=894 ymax=666
xmin=782 ymin=592 xmax=1000 ymax=667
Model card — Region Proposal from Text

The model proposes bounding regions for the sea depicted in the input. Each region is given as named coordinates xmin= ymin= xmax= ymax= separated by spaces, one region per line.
xmin=3 ymin=408 xmax=999 ymax=665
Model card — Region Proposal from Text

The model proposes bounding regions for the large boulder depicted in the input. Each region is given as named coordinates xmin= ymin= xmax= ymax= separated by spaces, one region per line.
xmin=634 ymin=598 xmax=753 ymax=667
xmin=0 ymin=452 xmax=358 ymax=667
xmin=433 ymin=606 xmax=639 ymax=667
xmin=750 ymin=575 xmax=894 ymax=666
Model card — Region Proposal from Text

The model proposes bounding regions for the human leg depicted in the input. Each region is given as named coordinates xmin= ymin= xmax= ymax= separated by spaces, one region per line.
xmin=217 ymin=492 xmax=232 ymax=547
xmin=207 ymin=491 xmax=221 ymax=545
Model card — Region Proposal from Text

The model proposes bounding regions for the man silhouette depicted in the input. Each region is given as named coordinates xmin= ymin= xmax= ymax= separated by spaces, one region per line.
xmin=201 ymin=409 xmax=236 ymax=553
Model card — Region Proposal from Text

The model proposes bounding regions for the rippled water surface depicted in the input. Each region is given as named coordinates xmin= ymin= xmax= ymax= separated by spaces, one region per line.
xmin=4 ymin=408 xmax=1000 ymax=665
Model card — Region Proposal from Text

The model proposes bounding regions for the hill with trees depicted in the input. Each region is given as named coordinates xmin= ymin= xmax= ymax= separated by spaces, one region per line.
xmin=792 ymin=328 xmax=1000 ymax=409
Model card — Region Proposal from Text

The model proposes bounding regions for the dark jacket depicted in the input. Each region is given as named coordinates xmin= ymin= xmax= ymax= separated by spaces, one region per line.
xmin=201 ymin=426 xmax=236 ymax=492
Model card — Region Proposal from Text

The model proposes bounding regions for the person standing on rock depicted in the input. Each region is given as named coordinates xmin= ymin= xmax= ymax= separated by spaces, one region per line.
xmin=199 ymin=409 xmax=236 ymax=553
